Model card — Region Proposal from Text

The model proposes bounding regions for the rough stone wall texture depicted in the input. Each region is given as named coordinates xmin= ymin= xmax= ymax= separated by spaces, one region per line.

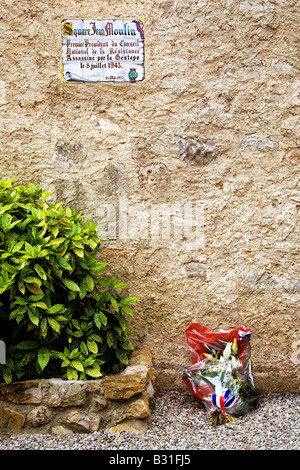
xmin=0 ymin=350 xmax=155 ymax=435
xmin=0 ymin=1 xmax=299 ymax=392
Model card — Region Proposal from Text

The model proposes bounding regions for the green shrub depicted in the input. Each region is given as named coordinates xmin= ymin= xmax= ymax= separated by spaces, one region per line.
xmin=0 ymin=178 xmax=137 ymax=383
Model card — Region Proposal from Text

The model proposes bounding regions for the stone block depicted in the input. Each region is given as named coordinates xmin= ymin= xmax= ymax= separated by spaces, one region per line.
xmin=128 ymin=350 xmax=153 ymax=369
xmin=109 ymin=418 xmax=149 ymax=435
xmin=51 ymin=425 xmax=71 ymax=436
xmin=47 ymin=379 xmax=87 ymax=407
xmin=26 ymin=406 xmax=51 ymax=428
xmin=143 ymin=380 xmax=155 ymax=399
xmin=102 ymin=373 xmax=148 ymax=400
xmin=87 ymin=379 xmax=104 ymax=394
xmin=0 ymin=406 xmax=25 ymax=431
xmin=66 ymin=410 xmax=100 ymax=432
xmin=127 ymin=396 xmax=150 ymax=419
xmin=127 ymin=350 xmax=155 ymax=384
xmin=103 ymin=350 xmax=155 ymax=400
xmin=0 ymin=380 xmax=42 ymax=404
xmin=93 ymin=396 xmax=108 ymax=410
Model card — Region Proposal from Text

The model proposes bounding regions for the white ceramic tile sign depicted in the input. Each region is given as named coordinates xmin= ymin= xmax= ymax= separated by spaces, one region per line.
xmin=61 ymin=18 xmax=145 ymax=83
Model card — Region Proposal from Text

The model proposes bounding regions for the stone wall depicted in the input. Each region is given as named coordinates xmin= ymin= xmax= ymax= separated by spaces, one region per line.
xmin=0 ymin=1 xmax=299 ymax=392
xmin=0 ymin=351 xmax=155 ymax=436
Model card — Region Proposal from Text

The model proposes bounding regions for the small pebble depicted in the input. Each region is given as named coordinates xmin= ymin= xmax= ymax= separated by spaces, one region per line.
xmin=0 ymin=391 xmax=298 ymax=450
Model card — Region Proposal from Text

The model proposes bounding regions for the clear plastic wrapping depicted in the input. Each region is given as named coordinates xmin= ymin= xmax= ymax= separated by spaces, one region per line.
xmin=180 ymin=322 xmax=259 ymax=425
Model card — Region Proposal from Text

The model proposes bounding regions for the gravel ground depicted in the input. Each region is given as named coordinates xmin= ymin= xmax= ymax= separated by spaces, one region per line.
xmin=0 ymin=391 xmax=299 ymax=451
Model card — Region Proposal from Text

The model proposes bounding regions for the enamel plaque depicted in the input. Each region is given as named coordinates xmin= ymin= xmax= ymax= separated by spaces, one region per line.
xmin=61 ymin=18 xmax=145 ymax=83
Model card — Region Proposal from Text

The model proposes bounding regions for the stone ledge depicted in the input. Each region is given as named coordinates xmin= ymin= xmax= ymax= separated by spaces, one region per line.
xmin=0 ymin=350 xmax=155 ymax=436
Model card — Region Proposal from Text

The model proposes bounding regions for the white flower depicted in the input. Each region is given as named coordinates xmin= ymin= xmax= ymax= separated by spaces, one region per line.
xmin=223 ymin=342 xmax=232 ymax=360
xmin=229 ymin=356 xmax=242 ymax=370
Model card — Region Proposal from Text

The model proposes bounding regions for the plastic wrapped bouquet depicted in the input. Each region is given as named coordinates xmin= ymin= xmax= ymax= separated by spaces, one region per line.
xmin=180 ymin=323 xmax=259 ymax=425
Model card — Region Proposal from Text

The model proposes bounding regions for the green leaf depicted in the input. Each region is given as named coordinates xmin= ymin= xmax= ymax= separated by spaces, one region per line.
xmin=38 ymin=347 xmax=50 ymax=370
xmin=26 ymin=282 xmax=44 ymax=295
xmin=114 ymin=283 xmax=129 ymax=289
xmin=54 ymin=315 xmax=68 ymax=322
xmin=34 ymin=264 xmax=47 ymax=280
xmin=0 ymin=203 xmax=13 ymax=215
xmin=80 ymin=321 xmax=88 ymax=332
xmin=62 ymin=278 xmax=81 ymax=292
xmin=48 ymin=237 xmax=66 ymax=247
xmin=86 ymin=220 xmax=97 ymax=232
xmin=83 ymin=357 xmax=95 ymax=367
xmin=47 ymin=304 xmax=64 ymax=314
xmin=85 ymin=368 xmax=102 ymax=378
xmin=65 ymin=207 xmax=72 ymax=218
xmin=31 ymin=301 xmax=48 ymax=309
xmin=18 ymin=351 xmax=36 ymax=367
xmin=40 ymin=317 xmax=48 ymax=338
xmin=1 ymin=262 xmax=18 ymax=274
xmin=115 ymin=350 xmax=129 ymax=365
xmin=118 ymin=316 xmax=128 ymax=331
xmin=122 ymin=296 xmax=139 ymax=305
xmin=51 ymin=225 xmax=59 ymax=237
xmin=29 ymin=294 xmax=44 ymax=302
xmin=71 ymin=330 xmax=84 ymax=338
xmin=48 ymin=317 xmax=60 ymax=334
xmin=71 ymin=359 xmax=84 ymax=372
xmin=31 ymin=206 xmax=43 ymax=220
xmin=37 ymin=249 xmax=51 ymax=258
xmin=28 ymin=309 xmax=39 ymax=326
xmin=84 ymin=274 xmax=94 ymax=292
xmin=94 ymin=311 xmax=107 ymax=330
xmin=16 ymin=340 xmax=39 ymax=350
xmin=3 ymin=367 xmax=13 ymax=384
xmin=70 ymin=348 xmax=80 ymax=359
xmin=121 ymin=305 xmax=133 ymax=316
xmin=107 ymin=277 xmax=118 ymax=287
xmin=99 ymin=311 xmax=107 ymax=326
xmin=14 ymin=296 xmax=28 ymax=306
xmin=110 ymin=295 xmax=119 ymax=312
xmin=63 ymin=347 xmax=70 ymax=359
xmin=24 ymin=242 xmax=35 ymax=257
xmin=113 ymin=325 xmax=122 ymax=335
xmin=71 ymin=319 xmax=81 ymax=330
xmin=18 ymin=280 xmax=25 ymax=294
xmin=79 ymin=281 xmax=87 ymax=300
xmin=1 ymin=214 xmax=14 ymax=232
xmin=106 ymin=330 xmax=114 ymax=348
xmin=94 ymin=313 xmax=102 ymax=330
xmin=73 ymin=247 xmax=84 ymax=258
xmin=23 ymin=276 xmax=42 ymax=286
xmin=80 ymin=341 xmax=89 ymax=356
xmin=56 ymin=254 xmax=72 ymax=271
xmin=90 ymin=333 xmax=102 ymax=343
xmin=87 ymin=339 xmax=98 ymax=354
xmin=9 ymin=305 xmax=27 ymax=320
xmin=11 ymin=241 xmax=24 ymax=253
xmin=67 ymin=366 xmax=78 ymax=380
xmin=90 ymin=262 xmax=108 ymax=275
xmin=120 ymin=341 xmax=134 ymax=350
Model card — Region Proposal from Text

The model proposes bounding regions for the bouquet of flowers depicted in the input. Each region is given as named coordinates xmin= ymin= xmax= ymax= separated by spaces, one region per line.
xmin=180 ymin=322 xmax=259 ymax=425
